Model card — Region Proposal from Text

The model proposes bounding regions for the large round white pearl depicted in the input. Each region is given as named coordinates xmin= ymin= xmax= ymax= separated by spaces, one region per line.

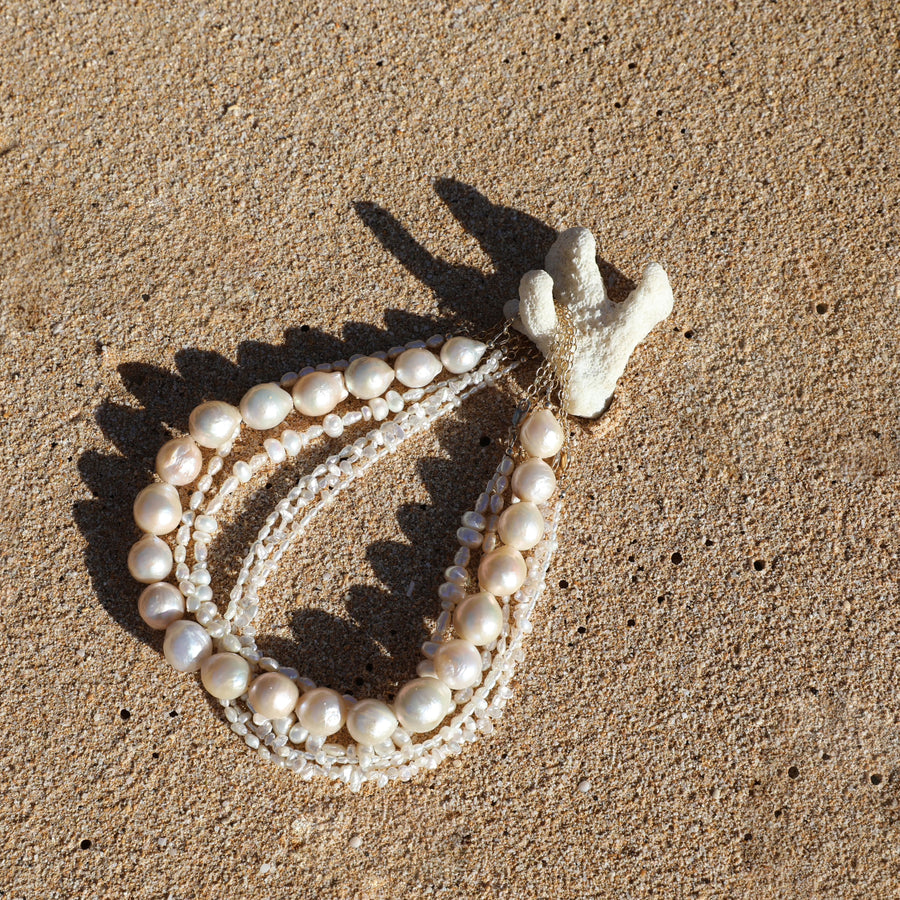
xmin=510 ymin=458 xmax=557 ymax=503
xmin=137 ymin=582 xmax=184 ymax=629
xmin=393 ymin=677 xmax=452 ymax=733
xmin=478 ymin=546 xmax=527 ymax=596
xmin=156 ymin=436 xmax=203 ymax=486
xmin=346 ymin=698 xmax=398 ymax=745
xmin=440 ymin=337 xmax=487 ymax=374
xmin=128 ymin=535 xmax=173 ymax=583
xmin=453 ymin=591 xmax=503 ymax=646
xmin=247 ymin=672 xmax=300 ymax=720
xmin=344 ymin=356 xmax=394 ymax=400
xmin=239 ymin=382 xmax=293 ymax=431
xmin=189 ymin=401 xmax=241 ymax=449
xmin=163 ymin=619 xmax=212 ymax=672
xmin=498 ymin=501 xmax=544 ymax=551
xmin=296 ymin=687 xmax=346 ymax=737
xmin=200 ymin=652 xmax=251 ymax=700
xmin=519 ymin=409 xmax=564 ymax=459
xmin=394 ymin=348 xmax=442 ymax=388
xmin=133 ymin=483 xmax=182 ymax=535
xmin=433 ymin=639 xmax=483 ymax=690
xmin=292 ymin=371 xmax=348 ymax=417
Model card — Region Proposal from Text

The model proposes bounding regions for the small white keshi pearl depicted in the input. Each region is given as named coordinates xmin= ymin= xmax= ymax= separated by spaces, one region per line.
xmin=128 ymin=535 xmax=173 ymax=583
xmin=393 ymin=677 xmax=452 ymax=733
xmin=498 ymin=501 xmax=545 ymax=551
xmin=440 ymin=337 xmax=487 ymax=374
xmin=163 ymin=619 xmax=212 ymax=672
xmin=189 ymin=401 xmax=241 ymax=449
xmin=200 ymin=652 xmax=251 ymax=700
xmin=453 ymin=591 xmax=503 ymax=646
xmin=292 ymin=371 xmax=348 ymax=417
xmin=133 ymin=483 xmax=182 ymax=535
xmin=510 ymin=458 xmax=557 ymax=503
xmin=156 ymin=436 xmax=203 ymax=486
xmin=239 ymin=383 xmax=294 ymax=431
xmin=297 ymin=687 xmax=346 ymax=737
xmin=344 ymin=356 xmax=395 ymax=400
xmin=433 ymin=639 xmax=483 ymax=690
xmin=394 ymin=348 xmax=442 ymax=388
xmin=478 ymin=546 xmax=527 ymax=596
xmin=346 ymin=699 xmax=398 ymax=745
xmin=519 ymin=409 xmax=565 ymax=459
xmin=138 ymin=582 xmax=184 ymax=629
xmin=248 ymin=672 xmax=300 ymax=720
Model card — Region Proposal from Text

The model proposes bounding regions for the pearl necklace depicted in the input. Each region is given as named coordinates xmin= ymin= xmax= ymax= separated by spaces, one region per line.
xmin=129 ymin=332 xmax=568 ymax=790
xmin=125 ymin=226 xmax=674 ymax=790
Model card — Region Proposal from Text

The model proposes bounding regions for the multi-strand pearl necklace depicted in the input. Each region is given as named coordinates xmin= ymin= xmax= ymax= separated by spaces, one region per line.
xmin=128 ymin=332 xmax=568 ymax=790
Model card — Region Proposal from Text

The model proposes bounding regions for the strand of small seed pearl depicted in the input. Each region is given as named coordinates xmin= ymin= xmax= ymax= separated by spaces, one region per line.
xmin=130 ymin=332 xmax=567 ymax=789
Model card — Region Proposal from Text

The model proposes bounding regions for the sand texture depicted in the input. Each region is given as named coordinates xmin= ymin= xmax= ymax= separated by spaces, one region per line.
xmin=1 ymin=1 xmax=898 ymax=897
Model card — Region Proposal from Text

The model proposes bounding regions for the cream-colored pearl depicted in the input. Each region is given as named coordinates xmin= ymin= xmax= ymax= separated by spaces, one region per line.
xmin=478 ymin=546 xmax=527 ymax=596
xmin=163 ymin=619 xmax=212 ymax=672
xmin=189 ymin=401 xmax=241 ymax=449
xmin=393 ymin=677 xmax=452 ymax=733
xmin=292 ymin=371 xmax=348 ymax=417
xmin=394 ymin=348 xmax=442 ymax=388
xmin=510 ymin=458 xmax=557 ymax=503
xmin=345 ymin=699 xmax=398 ymax=745
xmin=498 ymin=501 xmax=544 ymax=551
xmin=433 ymin=639 xmax=483 ymax=690
xmin=296 ymin=687 xmax=346 ymax=737
xmin=440 ymin=337 xmax=487 ymax=374
xmin=248 ymin=672 xmax=300 ymax=720
xmin=453 ymin=591 xmax=503 ymax=646
xmin=344 ymin=356 xmax=394 ymax=400
xmin=519 ymin=409 xmax=564 ymax=459
xmin=239 ymin=382 xmax=294 ymax=431
xmin=156 ymin=436 xmax=203 ymax=486
xmin=137 ymin=582 xmax=184 ymax=630
xmin=128 ymin=535 xmax=173 ymax=583
xmin=200 ymin=652 xmax=251 ymax=700
xmin=133 ymin=483 xmax=182 ymax=535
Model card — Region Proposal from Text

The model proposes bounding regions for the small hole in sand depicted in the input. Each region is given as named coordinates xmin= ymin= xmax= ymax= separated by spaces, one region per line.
xmin=671 ymin=552 xmax=682 ymax=565
xmin=479 ymin=435 xmax=491 ymax=447
xmin=300 ymin=324 xmax=310 ymax=332
xmin=577 ymin=626 xmax=586 ymax=634
xmin=120 ymin=709 xmax=131 ymax=720
xmin=626 ymin=618 xmax=636 ymax=627
xmin=80 ymin=839 xmax=92 ymax=850
xmin=788 ymin=765 xmax=800 ymax=779
xmin=871 ymin=773 xmax=883 ymax=786
xmin=753 ymin=560 xmax=766 ymax=571
xmin=559 ymin=579 xmax=569 ymax=588
xmin=815 ymin=302 xmax=828 ymax=315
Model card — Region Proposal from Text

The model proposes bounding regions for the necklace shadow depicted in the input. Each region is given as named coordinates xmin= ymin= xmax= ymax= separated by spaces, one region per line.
xmin=73 ymin=179 xmax=632 ymax=703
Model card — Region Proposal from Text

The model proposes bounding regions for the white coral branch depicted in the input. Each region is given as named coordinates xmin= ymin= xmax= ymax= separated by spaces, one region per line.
xmin=503 ymin=227 xmax=673 ymax=419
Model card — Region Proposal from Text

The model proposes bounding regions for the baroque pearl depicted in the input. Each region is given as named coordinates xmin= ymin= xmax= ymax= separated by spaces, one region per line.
xmin=519 ymin=409 xmax=564 ymax=459
xmin=510 ymin=458 xmax=557 ymax=503
xmin=453 ymin=591 xmax=503 ymax=646
xmin=163 ymin=619 xmax=212 ymax=672
xmin=498 ymin=501 xmax=544 ymax=551
xmin=189 ymin=401 xmax=241 ymax=449
xmin=478 ymin=546 xmax=527 ymax=596
xmin=138 ymin=582 xmax=184 ymax=629
xmin=346 ymin=699 xmax=398 ymax=746
xmin=248 ymin=672 xmax=300 ymax=720
xmin=440 ymin=337 xmax=487 ymax=374
xmin=393 ymin=677 xmax=452 ymax=733
xmin=128 ymin=535 xmax=173 ymax=583
xmin=239 ymin=383 xmax=294 ymax=431
xmin=200 ymin=652 xmax=251 ymax=700
xmin=344 ymin=356 xmax=394 ymax=400
xmin=156 ymin=436 xmax=203 ymax=486
xmin=292 ymin=371 xmax=348 ymax=417
xmin=394 ymin=348 xmax=442 ymax=388
xmin=133 ymin=483 xmax=182 ymax=535
xmin=297 ymin=687 xmax=346 ymax=737
xmin=433 ymin=639 xmax=483 ymax=690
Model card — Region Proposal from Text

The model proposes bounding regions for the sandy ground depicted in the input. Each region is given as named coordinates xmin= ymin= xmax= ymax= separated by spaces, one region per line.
xmin=1 ymin=1 xmax=898 ymax=897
